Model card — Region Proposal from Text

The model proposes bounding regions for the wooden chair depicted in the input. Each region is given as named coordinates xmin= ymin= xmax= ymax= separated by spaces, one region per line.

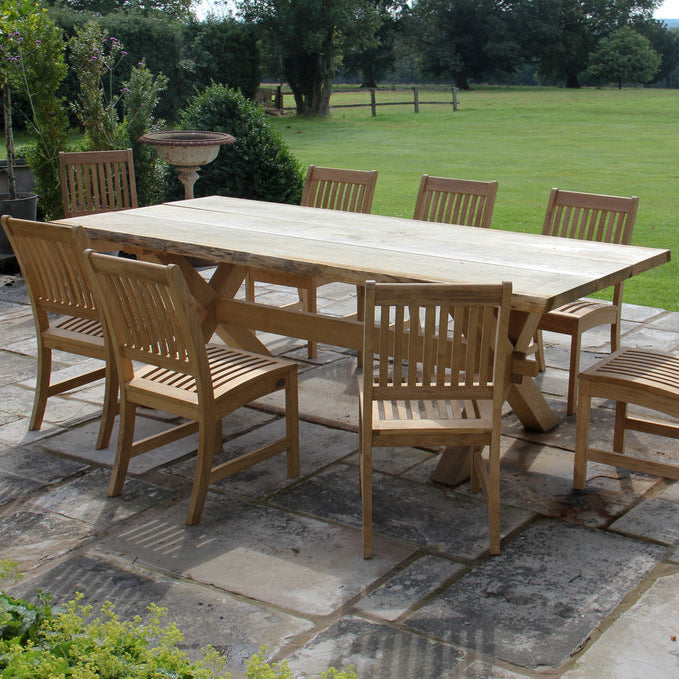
xmin=59 ymin=149 xmax=138 ymax=218
xmin=1 ymin=216 xmax=117 ymax=449
xmin=535 ymin=189 xmax=638 ymax=415
xmin=574 ymin=348 xmax=679 ymax=489
xmin=413 ymin=175 xmax=499 ymax=227
xmin=359 ymin=280 xmax=512 ymax=558
xmin=83 ymin=251 xmax=299 ymax=524
xmin=245 ymin=165 xmax=378 ymax=359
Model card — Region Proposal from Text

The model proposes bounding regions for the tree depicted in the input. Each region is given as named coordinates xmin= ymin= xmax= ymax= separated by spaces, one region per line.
xmin=42 ymin=0 xmax=194 ymax=22
xmin=237 ymin=0 xmax=381 ymax=115
xmin=585 ymin=25 xmax=660 ymax=86
xmin=342 ymin=1 xmax=406 ymax=88
xmin=517 ymin=0 xmax=661 ymax=88
xmin=412 ymin=0 xmax=522 ymax=90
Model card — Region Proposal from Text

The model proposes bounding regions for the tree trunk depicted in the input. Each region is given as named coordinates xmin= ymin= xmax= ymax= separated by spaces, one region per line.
xmin=565 ymin=71 xmax=580 ymax=88
xmin=3 ymin=86 xmax=17 ymax=200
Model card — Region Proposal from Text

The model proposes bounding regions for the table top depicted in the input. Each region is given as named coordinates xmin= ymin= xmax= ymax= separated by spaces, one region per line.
xmin=62 ymin=196 xmax=671 ymax=314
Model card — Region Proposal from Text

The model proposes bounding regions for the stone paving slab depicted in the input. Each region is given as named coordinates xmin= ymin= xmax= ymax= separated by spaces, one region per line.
xmin=272 ymin=464 xmax=534 ymax=560
xmin=0 ymin=444 xmax=87 ymax=505
xmin=0 ymin=509 xmax=94 ymax=571
xmin=286 ymin=616 xmax=468 ymax=679
xmin=404 ymin=520 xmax=665 ymax=669
xmin=561 ymin=572 xmax=679 ymax=678
xmin=96 ymin=498 xmax=415 ymax=616
xmin=6 ymin=553 xmax=314 ymax=679
xmin=353 ymin=554 xmax=465 ymax=622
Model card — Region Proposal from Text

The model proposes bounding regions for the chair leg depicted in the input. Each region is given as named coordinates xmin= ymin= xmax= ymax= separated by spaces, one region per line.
xmin=285 ymin=369 xmax=300 ymax=478
xmin=356 ymin=285 xmax=365 ymax=368
xmin=535 ymin=330 xmax=546 ymax=372
xmin=108 ymin=398 xmax=136 ymax=496
xmin=573 ymin=380 xmax=592 ymax=490
xmin=360 ymin=431 xmax=373 ymax=559
xmin=29 ymin=343 xmax=52 ymax=431
xmin=186 ymin=419 xmax=221 ymax=525
xmin=487 ymin=442 xmax=500 ymax=556
xmin=613 ymin=400 xmax=628 ymax=452
xmin=245 ymin=271 xmax=255 ymax=302
xmin=96 ymin=359 xmax=118 ymax=450
xmin=300 ymin=286 xmax=318 ymax=359
xmin=566 ymin=331 xmax=581 ymax=416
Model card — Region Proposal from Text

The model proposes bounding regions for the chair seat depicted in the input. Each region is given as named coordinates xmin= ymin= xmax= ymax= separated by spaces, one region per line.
xmin=130 ymin=345 xmax=293 ymax=407
xmin=582 ymin=348 xmax=679 ymax=416
xmin=48 ymin=315 xmax=105 ymax=342
xmin=540 ymin=299 xmax=617 ymax=329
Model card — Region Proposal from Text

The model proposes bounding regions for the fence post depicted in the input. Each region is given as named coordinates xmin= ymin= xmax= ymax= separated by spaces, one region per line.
xmin=452 ymin=87 xmax=458 ymax=112
xmin=370 ymin=89 xmax=377 ymax=117
xmin=275 ymin=85 xmax=283 ymax=109
xmin=413 ymin=87 xmax=419 ymax=114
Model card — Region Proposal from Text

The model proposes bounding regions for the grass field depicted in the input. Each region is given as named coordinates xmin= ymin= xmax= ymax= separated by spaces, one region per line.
xmin=271 ymin=87 xmax=679 ymax=311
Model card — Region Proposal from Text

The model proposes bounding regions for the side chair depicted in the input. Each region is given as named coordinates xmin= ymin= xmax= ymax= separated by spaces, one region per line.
xmin=83 ymin=251 xmax=300 ymax=524
xmin=536 ymin=188 xmax=639 ymax=415
xmin=413 ymin=174 xmax=499 ymax=227
xmin=574 ymin=348 xmax=679 ymax=488
xmin=245 ymin=164 xmax=378 ymax=359
xmin=359 ymin=280 xmax=513 ymax=558
xmin=59 ymin=149 xmax=138 ymax=218
xmin=1 ymin=216 xmax=117 ymax=449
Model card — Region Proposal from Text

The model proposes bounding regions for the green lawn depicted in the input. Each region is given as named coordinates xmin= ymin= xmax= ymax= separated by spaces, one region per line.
xmin=271 ymin=87 xmax=679 ymax=311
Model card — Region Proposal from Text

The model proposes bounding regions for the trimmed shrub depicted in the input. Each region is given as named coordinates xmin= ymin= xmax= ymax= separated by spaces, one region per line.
xmin=177 ymin=84 xmax=304 ymax=204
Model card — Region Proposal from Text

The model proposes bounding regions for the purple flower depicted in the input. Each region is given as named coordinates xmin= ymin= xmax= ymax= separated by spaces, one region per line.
xmin=120 ymin=87 xmax=131 ymax=93
xmin=121 ymin=50 xmax=127 ymax=56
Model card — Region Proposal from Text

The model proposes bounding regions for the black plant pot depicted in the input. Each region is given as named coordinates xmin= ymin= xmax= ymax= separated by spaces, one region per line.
xmin=0 ymin=192 xmax=39 ymax=255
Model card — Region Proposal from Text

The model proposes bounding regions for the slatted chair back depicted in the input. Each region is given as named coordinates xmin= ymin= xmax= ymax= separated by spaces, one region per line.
xmin=413 ymin=175 xmax=499 ymax=227
xmin=84 ymin=251 xmax=209 ymax=394
xmin=363 ymin=281 xmax=512 ymax=412
xmin=301 ymin=165 xmax=378 ymax=214
xmin=3 ymin=217 xmax=98 ymax=325
xmin=60 ymin=149 xmax=138 ymax=218
xmin=542 ymin=188 xmax=637 ymax=245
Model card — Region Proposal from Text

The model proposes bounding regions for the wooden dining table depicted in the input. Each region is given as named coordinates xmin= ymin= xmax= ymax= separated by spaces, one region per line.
xmin=61 ymin=195 xmax=671 ymax=445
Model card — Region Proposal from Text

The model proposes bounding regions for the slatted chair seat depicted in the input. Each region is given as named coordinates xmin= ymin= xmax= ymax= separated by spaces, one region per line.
xmin=536 ymin=188 xmax=639 ymax=415
xmin=84 ymin=251 xmax=299 ymax=525
xmin=1 ymin=216 xmax=117 ymax=450
xmin=574 ymin=348 xmax=679 ymax=488
xmin=359 ymin=280 xmax=512 ymax=558
xmin=246 ymin=164 xmax=378 ymax=359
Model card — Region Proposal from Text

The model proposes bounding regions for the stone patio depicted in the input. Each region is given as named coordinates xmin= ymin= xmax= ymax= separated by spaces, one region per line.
xmin=1 ymin=271 xmax=679 ymax=678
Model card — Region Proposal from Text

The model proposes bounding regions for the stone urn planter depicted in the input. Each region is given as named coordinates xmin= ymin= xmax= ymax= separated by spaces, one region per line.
xmin=138 ymin=130 xmax=236 ymax=200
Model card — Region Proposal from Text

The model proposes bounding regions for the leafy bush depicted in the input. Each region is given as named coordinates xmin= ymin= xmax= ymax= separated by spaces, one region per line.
xmin=177 ymin=83 xmax=304 ymax=204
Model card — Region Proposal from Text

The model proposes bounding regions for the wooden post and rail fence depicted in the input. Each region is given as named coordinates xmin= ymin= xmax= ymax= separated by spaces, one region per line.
xmin=258 ymin=85 xmax=459 ymax=116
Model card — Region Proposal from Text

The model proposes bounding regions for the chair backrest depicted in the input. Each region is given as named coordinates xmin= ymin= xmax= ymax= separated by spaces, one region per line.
xmin=413 ymin=175 xmax=499 ymax=227
xmin=362 ymin=280 xmax=512 ymax=405
xmin=1 ymin=216 xmax=98 ymax=326
xmin=301 ymin=165 xmax=378 ymax=213
xmin=542 ymin=188 xmax=638 ymax=245
xmin=83 ymin=251 xmax=211 ymax=393
xmin=59 ymin=149 xmax=138 ymax=218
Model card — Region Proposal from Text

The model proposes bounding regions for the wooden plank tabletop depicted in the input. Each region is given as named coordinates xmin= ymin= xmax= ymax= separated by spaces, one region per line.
xmin=62 ymin=196 xmax=671 ymax=314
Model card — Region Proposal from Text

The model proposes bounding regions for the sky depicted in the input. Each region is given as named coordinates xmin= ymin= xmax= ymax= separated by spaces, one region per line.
xmin=656 ymin=0 xmax=679 ymax=18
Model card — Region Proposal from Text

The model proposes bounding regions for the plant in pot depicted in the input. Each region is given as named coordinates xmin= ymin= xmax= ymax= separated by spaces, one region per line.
xmin=0 ymin=0 xmax=70 ymax=255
